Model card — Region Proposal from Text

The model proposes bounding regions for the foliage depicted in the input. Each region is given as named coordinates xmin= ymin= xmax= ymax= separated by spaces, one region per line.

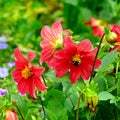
xmin=0 ymin=0 xmax=120 ymax=120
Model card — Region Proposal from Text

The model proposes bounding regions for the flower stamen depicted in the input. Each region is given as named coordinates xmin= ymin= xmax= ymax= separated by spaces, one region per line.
xmin=72 ymin=54 xmax=81 ymax=66
xmin=21 ymin=67 xmax=32 ymax=79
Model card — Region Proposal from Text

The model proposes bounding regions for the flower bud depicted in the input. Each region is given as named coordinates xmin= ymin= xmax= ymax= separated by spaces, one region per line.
xmin=88 ymin=104 xmax=92 ymax=111
xmin=91 ymin=107 xmax=95 ymax=112
xmin=83 ymin=81 xmax=98 ymax=113
xmin=92 ymin=95 xmax=98 ymax=108
xmin=86 ymin=97 xmax=92 ymax=104
xmin=105 ymin=32 xmax=117 ymax=43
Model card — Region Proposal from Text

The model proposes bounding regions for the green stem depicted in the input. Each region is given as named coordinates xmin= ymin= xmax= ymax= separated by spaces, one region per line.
xmin=89 ymin=33 xmax=105 ymax=82
xmin=42 ymin=75 xmax=47 ymax=86
xmin=115 ymin=61 xmax=119 ymax=81
xmin=115 ymin=60 xmax=119 ymax=96
xmin=76 ymin=92 xmax=82 ymax=120
xmin=15 ymin=104 xmax=25 ymax=120
xmin=69 ymin=96 xmax=74 ymax=108
xmin=40 ymin=96 xmax=46 ymax=117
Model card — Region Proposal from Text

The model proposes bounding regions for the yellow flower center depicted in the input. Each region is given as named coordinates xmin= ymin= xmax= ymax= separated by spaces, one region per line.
xmin=72 ymin=54 xmax=81 ymax=66
xmin=49 ymin=35 xmax=63 ymax=50
xmin=21 ymin=67 xmax=32 ymax=79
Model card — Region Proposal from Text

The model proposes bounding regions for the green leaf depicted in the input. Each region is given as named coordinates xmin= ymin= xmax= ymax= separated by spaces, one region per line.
xmin=45 ymin=89 xmax=65 ymax=104
xmin=16 ymin=95 xmax=28 ymax=117
xmin=79 ymin=7 xmax=91 ymax=21
xmin=93 ymin=74 xmax=106 ymax=92
xmin=105 ymin=74 xmax=115 ymax=88
xmin=108 ymin=0 xmax=117 ymax=17
xmin=98 ymin=91 xmax=114 ymax=101
xmin=98 ymin=50 xmax=117 ymax=73
xmin=45 ymin=89 xmax=68 ymax=120
xmin=110 ymin=97 xmax=117 ymax=105
xmin=63 ymin=0 xmax=79 ymax=6
xmin=99 ymin=1 xmax=113 ymax=21
xmin=45 ymin=69 xmax=69 ymax=82
xmin=64 ymin=98 xmax=73 ymax=111
xmin=46 ymin=109 xmax=58 ymax=120
xmin=47 ymin=99 xmax=68 ymax=120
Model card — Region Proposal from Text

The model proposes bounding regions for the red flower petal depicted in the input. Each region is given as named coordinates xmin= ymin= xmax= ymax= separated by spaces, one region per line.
xmin=52 ymin=50 xmax=71 ymax=75
xmin=94 ymin=59 xmax=102 ymax=69
xmin=51 ymin=21 xmax=63 ymax=38
xmin=32 ymin=66 xmax=44 ymax=77
xmin=15 ymin=61 xmax=26 ymax=70
xmin=70 ymin=66 xmax=81 ymax=83
xmin=53 ymin=50 xmax=65 ymax=59
xmin=54 ymin=60 xmax=70 ymax=77
xmin=41 ymin=26 xmax=53 ymax=41
xmin=34 ymin=77 xmax=47 ymax=91
xmin=40 ymin=40 xmax=49 ymax=48
xmin=77 ymin=40 xmax=92 ymax=52
xmin=85 ymin=17 xmax=100 ymax=27
xmin=14 ymin=48 xmax=27 ymax=65
xmin=18 ymin=79 xmax=30 ymax=95
xmin=12 ymin=70 xmax=22 ymax=83
xmin=109 ymin=45 xmax=119 ymax=52
xmin=87 ymin=48 xmax=97 ymax=56
xmin=92 ymin=26 xmax=104 ymax=37
xmin=63 ymin=36 xmax=77 ymax=55
xmin=82 ymin=54 xmax=101 ymax=69
xmin=27 ymin=52 xmax=36 ymax=61
xmin=111 ymin=24 xmax=120 ymax=36
xmin=29 ymin=80 xmax=36 ymax=98
xmin=63 ymin=30 xmax=69 ymax=35
xmin=81 ymin=56 xmax=94 ymax=65
xmin=80 ymin=64 xmax=91 ymax=80
xmin=40 ymin=46 xmax=54 ymax=65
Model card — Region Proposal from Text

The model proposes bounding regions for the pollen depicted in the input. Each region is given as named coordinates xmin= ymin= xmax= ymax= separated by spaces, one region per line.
xmin=21 ymin=67 xmax=32 ymax=79
xmin=49 ymin=35 xmax=63 ymax=50
xmin=72 ymin=54 xmax=81 ymax=66
xmin=49 ymin=41 xmax=56 ymax=48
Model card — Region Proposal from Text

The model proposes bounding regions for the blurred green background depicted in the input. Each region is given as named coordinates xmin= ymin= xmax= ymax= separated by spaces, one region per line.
xmin=1 ymin=0 xmax=120 ymax=49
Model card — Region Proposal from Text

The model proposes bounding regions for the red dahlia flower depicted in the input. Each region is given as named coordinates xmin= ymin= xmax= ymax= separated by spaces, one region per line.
xmin=85 ymin=17 xmax=106 ymax=37
xmin=12 ymin=48 xmax=47 ymax=98
xmin=51 ymin=36 xmax=101 ymax=83
xmin=40 ymin=20 xmax=68 ymax=67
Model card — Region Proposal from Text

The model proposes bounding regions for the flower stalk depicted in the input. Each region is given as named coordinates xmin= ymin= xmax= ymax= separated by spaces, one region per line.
xmin=40 ymin=96 xmax=46 ymax=117
xmin=89 ymin=33 xmax=105 ymax=82
xmin=15 ymin=104 xmax=25 ymax=120
xmin=76 ymin=92 xmax=82 ymax=120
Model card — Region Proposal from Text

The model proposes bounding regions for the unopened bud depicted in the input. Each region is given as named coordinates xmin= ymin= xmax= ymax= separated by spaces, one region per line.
xmin=88 ymin=104 xmax=92 ymax=111
xmin=105 ymin=32 xmax=117 ymax=43
xmin=85 ymin=96 xmax=92 ymax=105
xmin=92 ymin=107 xmax=95 ymax=112
xmin=92 ymin=95 xmax=98 ymax=108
